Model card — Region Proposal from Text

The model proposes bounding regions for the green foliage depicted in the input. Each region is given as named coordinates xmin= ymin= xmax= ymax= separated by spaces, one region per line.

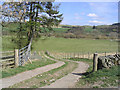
xmin=93 ymin=26 xmax=96 ymax=29
xmin=2 ymin=22 xmax=19 ymax=32
xmin=84 ymin=27 xmax=94 ymax=32
xmin=2 ymin=2 xmax=63 ymax=48
xmin=62 ymin=24 xmax=118 ymax=39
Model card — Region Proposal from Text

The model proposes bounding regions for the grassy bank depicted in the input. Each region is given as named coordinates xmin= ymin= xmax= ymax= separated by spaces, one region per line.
xmin=76 ymin=65 xmax=119 ymax=88
xmin=69 ymin=58 xmax=119 ymax=88
xmin=2 ymin=58 xmax=56 ymax=78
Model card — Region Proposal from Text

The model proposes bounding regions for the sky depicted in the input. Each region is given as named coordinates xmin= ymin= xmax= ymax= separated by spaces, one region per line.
xmin=0 ymin=1 xmax=118 ymax=26
xmin=56 ymin=2 xmax=118 ymax=26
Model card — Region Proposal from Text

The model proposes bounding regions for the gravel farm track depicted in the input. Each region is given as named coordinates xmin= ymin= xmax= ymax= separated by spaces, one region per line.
xmin=1 ymin=53 xmax=89 ymax=88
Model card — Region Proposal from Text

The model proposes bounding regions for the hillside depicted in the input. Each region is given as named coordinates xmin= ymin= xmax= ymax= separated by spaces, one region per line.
xmin=2 ymin=22 xmax=118 ymax=39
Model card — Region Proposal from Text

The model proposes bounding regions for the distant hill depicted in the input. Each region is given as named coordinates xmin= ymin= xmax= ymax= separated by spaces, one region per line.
xmin=112 ymin=23 xmax=120 ymax=26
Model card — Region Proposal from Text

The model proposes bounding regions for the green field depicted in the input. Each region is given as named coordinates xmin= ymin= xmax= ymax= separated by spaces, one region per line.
xmin=2 ymin=36 xmax=118 ymax=53
xmin=2 ymin=36 xmax=16 ymax=51
xmin=2 ymin=23 xmax=19 ymax=32
xmin=32 ymin=37 xmax=118 ymax=53
xmin=53 ymin=28 xmax=69 ymax=33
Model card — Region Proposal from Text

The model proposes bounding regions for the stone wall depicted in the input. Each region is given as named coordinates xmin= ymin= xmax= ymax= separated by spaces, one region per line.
xmin=97 ymin=54 xmax=120 ymax=70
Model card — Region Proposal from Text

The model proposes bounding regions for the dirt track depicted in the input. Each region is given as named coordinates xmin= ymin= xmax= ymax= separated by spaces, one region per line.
xmin=42 ymin=60 xmax=89 ymax=88
xmin=1 ymin=61 xmax=65 ymax=88
xmin=1 ymin=53 xmax=89 ymax=88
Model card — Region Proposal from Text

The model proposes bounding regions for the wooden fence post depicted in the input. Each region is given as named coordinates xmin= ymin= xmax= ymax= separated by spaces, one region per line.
xmin=93 ymin=53 xmax=98 ymax=72
xmin=88 ymin=52 xmax=90 ymax=59
xmin=80 ymin=52 xmax=81 ymax=58
xmin=64 ymin=53 xmax=66 ymax=59
xmin=73 ymin=53 xmax=74 ymax=58
xmin=66 ymin=53 xmax=68 ymax=59
xmin=78 ymin=53 xmax=79 ymax=58
xmin=83 ymin=52 xmax=84 ymax=58
xmin=15 ymin=49 xmax=19 ymax=67
xmin=68 ymin=53 xmax=70 ymax=59
xmin=105 ymin=52 xmax=106 ymax=56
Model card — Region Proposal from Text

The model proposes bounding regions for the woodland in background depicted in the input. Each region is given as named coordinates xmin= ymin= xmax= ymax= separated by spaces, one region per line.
xmin=2 ymin=22 xmax=119 ymax=40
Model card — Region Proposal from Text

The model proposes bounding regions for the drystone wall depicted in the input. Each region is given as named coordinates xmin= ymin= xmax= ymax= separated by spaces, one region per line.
xmin=97 ymin=54 xmax=120 ymax=69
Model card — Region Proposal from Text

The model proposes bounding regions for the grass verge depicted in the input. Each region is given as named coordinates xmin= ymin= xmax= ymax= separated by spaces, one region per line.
xmin=2 ymin=58 xmax=56 ymax=78
xmin=45 ymin=51 xmax=55 ymax=59
xmin=69 ymin=58 xmax=92 ymax=64
xmin=9 ymin=61 xmax=78 ymax=88
xmin=69 ymin=58 xmax=119 ymax=88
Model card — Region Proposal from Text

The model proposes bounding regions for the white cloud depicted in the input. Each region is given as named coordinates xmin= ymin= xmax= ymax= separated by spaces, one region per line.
xmin=89 ymin=20 xmax=102 ymax=24
xmin=87 ymin=13 xmax=98 ymax=17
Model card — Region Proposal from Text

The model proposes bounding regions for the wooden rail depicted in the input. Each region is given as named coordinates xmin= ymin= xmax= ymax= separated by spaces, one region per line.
xmin=0 ymin=51 xmax=15 ymax=69
xmin=0 ymin=51 xmax=14 ymax=54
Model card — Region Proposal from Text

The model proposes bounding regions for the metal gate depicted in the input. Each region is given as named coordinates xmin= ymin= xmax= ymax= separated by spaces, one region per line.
xmin=19 ymin=43 xmax=31 ymax=66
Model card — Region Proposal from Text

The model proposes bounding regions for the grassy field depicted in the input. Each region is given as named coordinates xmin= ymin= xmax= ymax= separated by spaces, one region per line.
xmin=2 ymin=36 xmax=17 ymax=51
xmin=2 ymin=36 xmax=118 ymax=53
xmin=32 ymin=37 xmax=118 ymax=53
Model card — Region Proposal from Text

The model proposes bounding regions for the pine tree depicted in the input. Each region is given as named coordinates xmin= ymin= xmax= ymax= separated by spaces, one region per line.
xmin=2 ymin=1 xmax=63 ymax=48
xmin=93 ymin=25 xmax=96 ymax=29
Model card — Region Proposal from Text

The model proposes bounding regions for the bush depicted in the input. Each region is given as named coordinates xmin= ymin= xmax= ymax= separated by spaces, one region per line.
xmin=63 ymin=33 xmax=76 ymax=38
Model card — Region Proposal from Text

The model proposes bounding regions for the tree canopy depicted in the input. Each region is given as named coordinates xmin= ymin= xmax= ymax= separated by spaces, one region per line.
xmin=2 ymin=1 xmax=63 ymax=48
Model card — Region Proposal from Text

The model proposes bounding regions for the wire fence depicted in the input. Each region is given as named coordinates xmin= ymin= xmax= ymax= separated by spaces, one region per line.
xmin=43 ymin=51 xmax=118 ymax=60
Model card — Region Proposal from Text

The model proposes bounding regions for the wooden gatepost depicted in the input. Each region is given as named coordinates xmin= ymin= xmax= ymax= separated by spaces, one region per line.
xmin=93 ymin=53 xmax=98 ymax=72
xmin=15 ymin=49 xmax=19 ymax=67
